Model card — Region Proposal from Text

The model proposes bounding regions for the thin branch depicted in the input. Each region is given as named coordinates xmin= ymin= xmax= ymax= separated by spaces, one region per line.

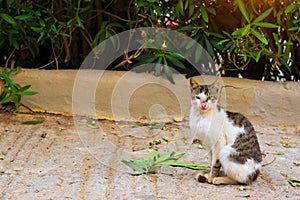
xmin=112 ymin=44 xmax=145 ymax=70
xmin=4 ymin=48 xmax=16 ymax=69
xmin=229 ymin=53 xmax=251 ymax=70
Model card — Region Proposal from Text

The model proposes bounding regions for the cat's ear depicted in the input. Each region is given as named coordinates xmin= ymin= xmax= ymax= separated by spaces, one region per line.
xmin=189 ymin=78 xmax=199 ymax=91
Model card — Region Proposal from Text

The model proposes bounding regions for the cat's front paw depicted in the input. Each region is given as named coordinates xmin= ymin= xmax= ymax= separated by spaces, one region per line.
xmin=195 ymin=172 xmax=214 ymax=184
xmin=204 ymin=173 xmax=213 ymax=183
xmin=195 ymin=173 xmax=207 ymax=183
xmin=212 ymin=177 xmax=223 ymax=185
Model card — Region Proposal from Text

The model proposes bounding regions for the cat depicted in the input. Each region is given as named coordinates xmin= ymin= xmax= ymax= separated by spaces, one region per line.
xmin=189 ymin=78 xmax=262 ymax=185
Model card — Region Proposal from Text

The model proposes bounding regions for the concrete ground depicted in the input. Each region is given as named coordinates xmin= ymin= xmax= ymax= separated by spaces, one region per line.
xmin=0 ymin=113 xmax=299 ymax=199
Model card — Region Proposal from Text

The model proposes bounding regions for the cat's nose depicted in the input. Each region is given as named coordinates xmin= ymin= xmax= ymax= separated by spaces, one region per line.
xmin=200 ymin=98 xmax=207 ymax=103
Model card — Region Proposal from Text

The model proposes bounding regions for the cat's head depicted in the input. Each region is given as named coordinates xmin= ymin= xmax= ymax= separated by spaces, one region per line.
xmin=189 ymin=78 xmax=220 ymax=112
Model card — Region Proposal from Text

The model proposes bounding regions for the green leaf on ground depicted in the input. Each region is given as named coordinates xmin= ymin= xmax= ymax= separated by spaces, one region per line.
xmin=148 ymin=125 xmax=166 ymax=130
xmin=122 ymin=150 xmax=207 ymax=175
xmin=21 ymin=120 xmax=44 ymax=125
xmin=86 ymin=123 xmax=99 ymax=129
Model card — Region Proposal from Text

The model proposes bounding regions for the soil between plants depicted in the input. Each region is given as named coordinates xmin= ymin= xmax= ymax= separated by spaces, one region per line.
xmin=0 ymin=113 xmax=299 ymax=199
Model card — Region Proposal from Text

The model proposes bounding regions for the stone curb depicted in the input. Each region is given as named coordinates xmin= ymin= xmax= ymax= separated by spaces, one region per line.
xmin=12 ymin=69 xmax=300 ymax=125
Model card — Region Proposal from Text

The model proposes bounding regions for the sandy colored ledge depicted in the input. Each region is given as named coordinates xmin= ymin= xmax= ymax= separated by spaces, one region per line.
xmin=12 ymin=69 xmax=300 ymax=125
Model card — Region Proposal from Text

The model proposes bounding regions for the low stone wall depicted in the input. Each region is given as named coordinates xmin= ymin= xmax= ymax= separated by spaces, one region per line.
xmin=12 ymin=69 xmax=300 ymax=125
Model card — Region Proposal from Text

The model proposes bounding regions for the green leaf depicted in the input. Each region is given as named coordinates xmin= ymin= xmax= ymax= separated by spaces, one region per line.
xmin=21 ymin=120 xmax=44 ymax=125
xmin=285 ymin=4 xmax=296 ymax=13
xmin=288 ymin=27 xmax=299 ymax=31
xmin=76 ymin=15 xmax=84 ymax=29
xmin=86 ymin=123 xmax=99 ymax=129
xmin=163 ymin=58 xmax=175 ymax=84
xmin=165 ymin=55 xmax=186 ymax=70
xmin=121 ymin=159 xmax=149 ymax=175
xmin=136 ymin=53 xmax=158 ymax=63
xmin=177 ymin=0 xmax=184 ymax=16
xmin=1 ymin=72 xmax=16 ymax=92
xmin=148 ymin=124 xmax=165 ymax=130
xmin=195 ymin=44 xmax=203 ymax=63
xmin=136 ymin=1 xmax=149 ymax=7
xmin=122 ymin=150 xmax=207 ymax=176
xmin=232 ymin=28 xmax=244 ymax=36
xmin=254 ymin=22 xmax=278 ymax=28
xmin=188 ymin=3 xmax=194 ymax=18
xmin=200 ymin=5 xmax=209 ymax=23
xmin=0 ymin=13 xmax=17 ymax=26
xmin=204 ymin=37 xmax=214 ymax=56
xmin=16 ymin=91 xmax=38 ymax=95
xmin=0 ymin=94 xmax=13 ymax=104
xmin=236 ymin=0 xmax=250 ymax=22
xmin=155 ymin=152 xmax=183 ymax=164
xmin=206 ymin=7 xmax=216 ymax=15
xmin=167 ymin=52 xmax=185 ymax=60
xmin=11 ymin=39 xmax=20 ymax=50
xmin=16 ymin=85 xmax=31 ymax=93
xmin=255 ymin=49 xmax=263 ymax=62
xmin=251 ymin=29 xmax=268 ymax=44
xmin=184 ymin=0 xmax=189 ymax=10
xmin=14 ymin=14 xmax=33 ymax=21
xmin=241 ymin=24 xmax=251 ymax=36
xmin=154 ymin=57 xmax=163 ymax=77
xmin=253 ymin=8 xmax=273 ymax=23
xmin=217 ymin=39 xmax=230 ymax=45
xmin=161 ymin=161 xmax=207 ymax=170
xmin=15 ymin=85 xmax=37 ymax=95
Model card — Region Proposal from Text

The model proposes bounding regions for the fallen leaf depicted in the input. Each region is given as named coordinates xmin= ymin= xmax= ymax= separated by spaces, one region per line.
xmin=264 ymin=141 xmax=274 ymax=146
xmin=122 ymin=150 xmax=207 ymax=175
xmin=86 ymin=123 xmax=99 ymax=129
xmin=131 ymin=123 xmax=147 ymax=128
xmin=280 ymin=141 xmax=290 ymax=147
xmin=287 ymin=178 xmax=300 ymax=187
xmin=289 ymin=140 xmax=300 ymax=144
xmin=162 ymin=137 xmax=183 ymax=143
xmin=111 ymin=132 xmax=119 ymax=135
xmin=148 ymin=125 xmax=166 ymax=130
xmin=293 ymin=161 xmax=300 ymax=166
xmin=272 ymin=152 xmax=284 ymax=155
xmin=281 ymin=135 xmax=291 ymax=140
xmin=21 ymin=120 xmax=44 ymax=125
xmin=236 ymin=194 xmax=250 ymax=198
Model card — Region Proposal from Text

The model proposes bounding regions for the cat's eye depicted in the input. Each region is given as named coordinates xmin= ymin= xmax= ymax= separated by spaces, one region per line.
xmin=196 ymin=96 xmax=201 ymax=100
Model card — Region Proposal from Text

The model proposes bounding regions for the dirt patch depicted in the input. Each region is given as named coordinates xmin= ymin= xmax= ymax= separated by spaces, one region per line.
xmin=0 ymin=113 xmax=299 ymax=199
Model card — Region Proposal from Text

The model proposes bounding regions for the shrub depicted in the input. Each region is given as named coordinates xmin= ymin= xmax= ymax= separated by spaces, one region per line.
xmin=0 ymin=68 xmax=37 ymax=113
xmin=0 ymin=0 xmax=299 ymax=81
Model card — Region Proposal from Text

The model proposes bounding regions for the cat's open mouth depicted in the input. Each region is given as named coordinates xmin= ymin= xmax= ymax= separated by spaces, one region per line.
xmin=201 ymin=101 xmax=208 ymax=110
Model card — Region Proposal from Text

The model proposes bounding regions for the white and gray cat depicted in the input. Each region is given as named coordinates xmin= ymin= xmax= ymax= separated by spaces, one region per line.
xmin=189 ymin=78 xmax=262 ymax=185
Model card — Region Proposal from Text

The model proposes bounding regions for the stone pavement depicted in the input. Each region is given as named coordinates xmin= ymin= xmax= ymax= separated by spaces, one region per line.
xmin=0 ymin=113 xmax=299 ymax=199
